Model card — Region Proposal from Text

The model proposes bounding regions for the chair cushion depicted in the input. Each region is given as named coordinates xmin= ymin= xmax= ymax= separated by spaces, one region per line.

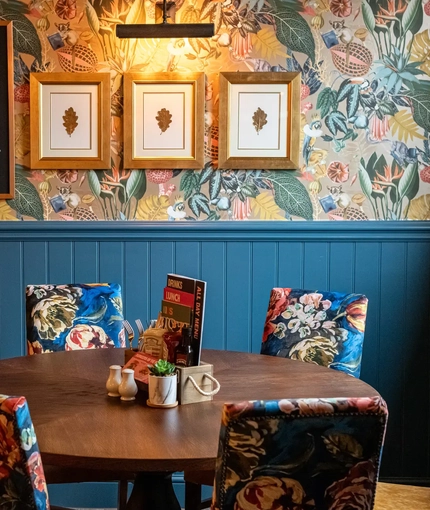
xmin=0 ymin=395 xmax=50 ymax=509
xmin=261 ymin=288 xmax=368 ymax=377
xmin=213 ymin=396 xmax=388 ymax=510
xmin=26 ymin=283 xmax=125 ymax=354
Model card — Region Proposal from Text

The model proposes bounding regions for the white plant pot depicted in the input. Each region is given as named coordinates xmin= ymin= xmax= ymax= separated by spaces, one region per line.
xmin=148 ymin=374 xmax=177 ymax=407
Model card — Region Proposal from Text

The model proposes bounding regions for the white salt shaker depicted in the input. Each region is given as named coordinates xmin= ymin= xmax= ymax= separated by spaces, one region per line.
xmin=106 ymin=365 xmax=122 ymax=397
xmin=118 ymin=369 xmax=138 ymax=401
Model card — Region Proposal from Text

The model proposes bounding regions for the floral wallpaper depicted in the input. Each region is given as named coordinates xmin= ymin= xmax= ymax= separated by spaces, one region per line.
xmin=2 ymin=0 xmax=430 ymax=221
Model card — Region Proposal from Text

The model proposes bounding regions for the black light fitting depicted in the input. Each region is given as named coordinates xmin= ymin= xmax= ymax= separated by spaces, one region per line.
xmin=116 ymin=0 xmax=215 ymax=39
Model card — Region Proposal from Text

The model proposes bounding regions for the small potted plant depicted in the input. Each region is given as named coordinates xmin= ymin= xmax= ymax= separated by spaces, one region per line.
xmin=147 ymin=359 xmax=178 ymax=408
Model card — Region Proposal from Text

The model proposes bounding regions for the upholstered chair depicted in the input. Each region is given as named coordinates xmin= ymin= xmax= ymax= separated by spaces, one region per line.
xmin=261 ymin=287 xmax=368 ymax=378
xmin=25 ymin=282 xmax=129 ymax=510
xmin=26 ymin=282 xmax=125 ymax=354
xmin=0 ymin=394 xmax=70 ymax=510
xmin=211 ymin=396 xmax=388 ymax=510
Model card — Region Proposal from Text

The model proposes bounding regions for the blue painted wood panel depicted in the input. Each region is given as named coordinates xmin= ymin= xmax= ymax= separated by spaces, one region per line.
xmin=0 ymin=221 xmax=429 ymax=507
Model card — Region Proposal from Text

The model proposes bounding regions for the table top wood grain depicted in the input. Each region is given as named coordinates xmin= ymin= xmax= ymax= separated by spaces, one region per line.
xmin=0 ymin=349 xmax=379 ymax=472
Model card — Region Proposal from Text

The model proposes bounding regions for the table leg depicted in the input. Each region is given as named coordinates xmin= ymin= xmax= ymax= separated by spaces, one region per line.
xmin=125 ymin=472 xmax=181 ymax=510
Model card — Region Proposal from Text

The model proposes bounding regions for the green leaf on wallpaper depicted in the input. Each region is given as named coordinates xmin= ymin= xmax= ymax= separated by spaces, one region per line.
xmin=180 ymin=171 xmax=200 ymax=200
xmin=358 ymin=165 xmax=373 ymax=202
xmin=126 ymin=170 xmax=146 ymax=201
xmin=7 ymin=172 xmax=43 ymax=220
xmin=265 ymin=172 xmax=313 ymax=220
xmin=273 ymin=8 xmax=315 ymax=64
xmin=209 ymin=172 xmax=221 ymax=201
xmin=199 ymin=163 xmax=213 ymax=185
xmin=408 ymin=92 xmax=430 ymax=132
xmin=0 ymin=12 xmax=41 ymax=64
xmin=88 ymin=170 xmax=102 ymax=197
xmin=361 ymin=1 xmax=375 ymax=33
xmin=337 ymin=81 xmax=353 ymax=103
xmin=325 ymin=111 xmax=348 ymax=135
xmin=189 ymin=193 xmax=211 ymax=217
xmin=346 ymin=85 xmax=359 ymax=118
xmin=402 ymin=0 xmax=422 ymax=35
xmin=317 ymin=87 xmax=337 ymax=118
xmin=398 ymin=162 xmax=419 ymax=201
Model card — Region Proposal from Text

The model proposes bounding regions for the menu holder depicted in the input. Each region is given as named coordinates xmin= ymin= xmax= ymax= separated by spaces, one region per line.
xmin=176 ymin=362 xmax=220 ymax=405
xmin=124 ymin=348 xmax=139 ymax=364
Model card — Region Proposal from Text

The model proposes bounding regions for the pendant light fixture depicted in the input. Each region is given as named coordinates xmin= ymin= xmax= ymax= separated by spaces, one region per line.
xmin=116 ymin=0 xmax=214 ymax=38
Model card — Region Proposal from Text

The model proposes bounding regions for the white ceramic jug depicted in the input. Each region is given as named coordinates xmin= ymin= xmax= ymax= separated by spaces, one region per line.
xmin=106 ymin=365 xmax=122 ymax=397
xmin=118 ymin=368 xmax=138 ymax=401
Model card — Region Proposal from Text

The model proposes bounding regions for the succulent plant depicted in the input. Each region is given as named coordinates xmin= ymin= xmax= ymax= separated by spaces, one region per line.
xmin=148 ymin=359 xmax=176 ymax=377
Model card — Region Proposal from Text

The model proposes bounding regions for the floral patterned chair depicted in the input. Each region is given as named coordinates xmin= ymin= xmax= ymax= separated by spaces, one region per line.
xmin=25 ymin=282 xmax=129 ymax=510
xmin=26 ymin=282 xmax=125 ymax=354
xmin=0 ymin=394 xmax=70 ymax=510
xmin=261 ymin=288 xmax=368 ymax=378
xmin=211 ymin=396 xmax=388 ymax=510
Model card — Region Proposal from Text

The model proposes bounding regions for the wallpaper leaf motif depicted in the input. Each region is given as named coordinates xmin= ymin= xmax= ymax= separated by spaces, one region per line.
xmin=136 ymin=195 xmax=169 ymax=220
xmin=251 ymin=26 xmax=288 ymax=60
xmin=389 ymin=110 xmax=426 ymax=143
xmin=402 ymin=0 xmax=422 ymax=35
xmin=407 ymin=194 xmax=430 ymax=219
xmin=408 ymin=92 xmax=430 ymax=132
xmin=265 ymin=172 xmax=313 ymax=220
xmin=250 ymin=192 xmax=284 ymax=220
xmin=273 ymin=8 xmax=315 ymax=64
xmin=1 ymin=12 xmax=42 ymax=64
xmin=7 ymin=172 xmax=44 ymax=220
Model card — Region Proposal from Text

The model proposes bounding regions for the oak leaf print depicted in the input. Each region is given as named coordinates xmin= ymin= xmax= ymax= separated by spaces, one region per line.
xmin=252 ymin=107 xmax=267 ymax=134
xmin=63 ymin=107 xmax=78 ymax=136
xmin=156 ymin=108 xmax=172 ymax=134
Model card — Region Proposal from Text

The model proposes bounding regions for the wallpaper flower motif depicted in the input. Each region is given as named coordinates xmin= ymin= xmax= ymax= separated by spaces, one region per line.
xmin=2 ymin=0 xmax=430 ymax=220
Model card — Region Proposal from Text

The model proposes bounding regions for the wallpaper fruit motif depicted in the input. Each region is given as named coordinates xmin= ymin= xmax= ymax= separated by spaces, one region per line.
xmin=2 ymin=0 xmax=430 ymax=221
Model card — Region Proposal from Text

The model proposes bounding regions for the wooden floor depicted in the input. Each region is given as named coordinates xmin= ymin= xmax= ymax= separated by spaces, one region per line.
xmin=374 ymin=482 xmax=430 ymax=510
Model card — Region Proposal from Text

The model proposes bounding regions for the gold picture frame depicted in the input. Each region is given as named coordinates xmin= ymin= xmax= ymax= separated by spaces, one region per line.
xmin=218 ymin=72 xmax=301 ymax=170
xmin=124 ymin=72 xmax=204 ymax=169
xmin=0 ymin=21 xmax=15 ymax=198
xmin=30 ymin=73 xmax=111 ymax=169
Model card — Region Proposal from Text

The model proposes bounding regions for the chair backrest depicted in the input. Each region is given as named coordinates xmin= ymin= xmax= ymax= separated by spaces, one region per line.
xmin=212 ymin=396 xmax=388 ymax=510
xmin=0 ymin=395 xmax=50 ymax=509
xmin=261 ymin=288 xmax=368 ymax=377
xmin=26 ymin=282 xmax=125 ymax=354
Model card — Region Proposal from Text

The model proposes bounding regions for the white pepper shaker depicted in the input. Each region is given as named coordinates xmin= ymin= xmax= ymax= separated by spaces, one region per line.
xmin=106 ymin=365 xmax=122 ymax=397
xmin=118 ymin=369 xmax=138 ymax=401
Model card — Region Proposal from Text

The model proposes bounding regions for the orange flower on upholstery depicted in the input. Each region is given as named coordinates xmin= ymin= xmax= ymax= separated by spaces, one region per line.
xmin=27 ymin=451 xmax=48 ymax=494
xmin=222 ymin=401 xmax=255 ymax=426
xmin=325 ymin=460 xmax=376 ymax=510
xmin=235 ymin=476 xmax=312 ymax=510
xmin=263 ymin=288 xmax=291 ymax=342
xmin=345 ymin=297 xmax=367 ymax=332
xmin=65 ymin=324 xmax=115 ymax=350
xmin=0 ymin=415 xmax=20 ymax=479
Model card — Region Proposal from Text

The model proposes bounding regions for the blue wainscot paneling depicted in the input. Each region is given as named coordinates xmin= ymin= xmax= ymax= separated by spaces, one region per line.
xmin=1 ymin=221 xmax=429 ymax=507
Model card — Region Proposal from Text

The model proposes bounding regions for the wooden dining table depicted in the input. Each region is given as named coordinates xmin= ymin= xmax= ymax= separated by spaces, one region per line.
xmin=0 ymin=348 xmax=379 ymax=509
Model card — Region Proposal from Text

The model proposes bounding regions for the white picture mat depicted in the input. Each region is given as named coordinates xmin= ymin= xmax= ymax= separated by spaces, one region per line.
xmin=229 ymin=83 xmax=288 ymax=158
xmin=133 ymin=82 xmax=193 ymax=158
xmin=40 ymin=84 xmax=99 ymax=158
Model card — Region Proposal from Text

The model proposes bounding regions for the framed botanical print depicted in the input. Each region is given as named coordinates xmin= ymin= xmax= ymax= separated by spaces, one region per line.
xmin=124 ymin=72 xmax=205 ymax=169
xmin=218 ymin=72 xmax=301 ymax=170
xmin=0 ymin=21 xmax=14 ymax=198
xmin=30 ymin=73 xmax=111 ymax=169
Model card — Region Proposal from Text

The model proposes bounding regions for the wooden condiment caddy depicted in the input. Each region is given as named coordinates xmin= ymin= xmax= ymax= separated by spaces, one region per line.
xmin=176 ymin=362 xmax=220 ymax=405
